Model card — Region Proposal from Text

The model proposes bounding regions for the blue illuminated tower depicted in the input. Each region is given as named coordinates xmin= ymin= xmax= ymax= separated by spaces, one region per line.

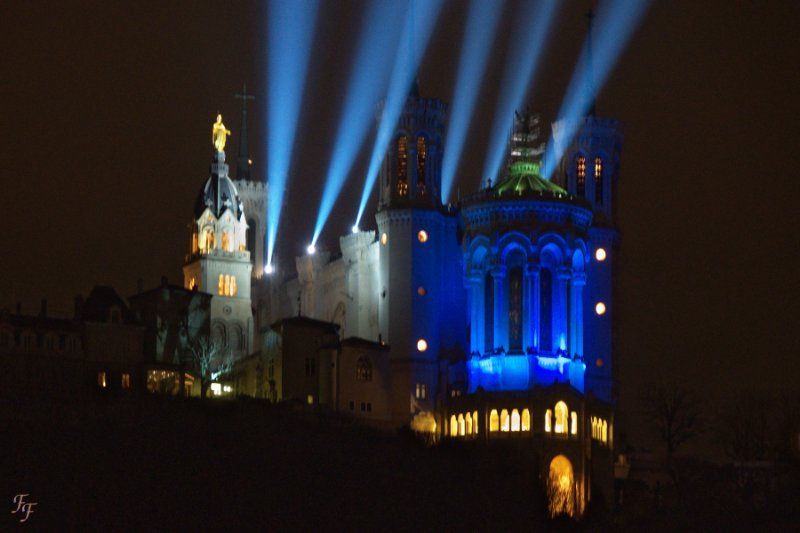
xmin=551 ymin=116 xmax=622 ymax=402
xmin=374 ymin=88 xmax=466 ymax=422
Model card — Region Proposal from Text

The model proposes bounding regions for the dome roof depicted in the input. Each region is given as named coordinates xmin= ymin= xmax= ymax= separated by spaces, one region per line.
xmin=493 ymin=161 xmax=566 ymax=195
xmin=194 ymin=154 xmax=244 ymax=220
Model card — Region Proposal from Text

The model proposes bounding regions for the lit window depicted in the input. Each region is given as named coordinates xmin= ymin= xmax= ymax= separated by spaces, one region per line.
xmin=98 ymin=371 xmax=107 ymax=388
xmin=416 ymin=136 xmax=427 ymax=187
xmin=602 ymin=420 xmax=608 ymax=444
xmin=415 ymin=383 xmax=427 ymax=400
xmin=466 ymin=412 xmax=473 ymax=435
xmin=576 ymin=156 xmax=586 ymax=196
xmin=218 ymin=274 xmax=224 ymax=295
xmin=545 ymin=409 xmax=552 ymax=432
xmin=554 ymin=401 xmax=569 ymax=434
xmin=472 ymin=410 xmax=479 ymax=434
xmin=224 ymin=275 xmax=231 ymax=296
xmin=500 ymin=409 xmax=510 ymax=432
xmin=521 ymin=409 xmax=531 ymax=431
xmin=211 ymin=383 xmax=222 ymax=396
xmin=489 ymin=409 xmax=499 ymax=432
xmin=417 ymin=230 xmax=428 ymax=243
xmin=188 ymin=277 xmax=197 ymax=290
xmin=594 ymin=157 xmax=603 ymax=204
xmin=221 ymin=231 xmax=231 ymax=252
xmin=450 ymin=415 xmax=458 ymax=437
xmin=570 ymin=411 xmax=578 ymax=435
xmin=380 ymin=233 xmax=388 ymax=245
xmin=595 ymin=248 xmax=607 ymax=261
xmin=223 ymin=385 xmax=232 ymax=393
xmin=458 ymin=414 xmax=465 ymax=436
xmin=121 ymin=373 xmax=131 ymax=389
xmin=417 ymin=286 xmax=426 ymax=296
xmin=230 ymin=276 xmax=237 ymax=297
xmin=307 ymin=395 xmax=314 ymax=405
xmin=356 ymin=357 xmax=372 ymax=381
xmin=397 ymin=136 xmax=408 ymax=196
xmin=511 ymin=409 xmax=521 ymax=432
xmin=416 ymin=339 xmax=428 ymax=352
xmin=595 ymin=302 xmax=606 ymax=315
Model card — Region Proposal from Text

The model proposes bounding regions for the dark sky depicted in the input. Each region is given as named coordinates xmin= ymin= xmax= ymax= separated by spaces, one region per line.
xmin=3 ymin=0 xmax=799 ymax=419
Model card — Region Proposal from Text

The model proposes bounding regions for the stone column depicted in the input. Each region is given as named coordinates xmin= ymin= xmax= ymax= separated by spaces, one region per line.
xmin=491 ymin=266 xmax=507 ymax=351
xmin=469 ymin=275 xmax=485 ymax=354
xmin=570 ymin=272 xmax=587 ymax=357
xmin=524 ymin=265 xmax=540 ymax=352
xmin=555 ymin=267 xmax=571 ymax=352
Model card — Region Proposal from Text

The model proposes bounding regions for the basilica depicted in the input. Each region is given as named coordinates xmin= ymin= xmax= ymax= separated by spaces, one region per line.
xmin=175 ymin=84 xmax=623 ymax=515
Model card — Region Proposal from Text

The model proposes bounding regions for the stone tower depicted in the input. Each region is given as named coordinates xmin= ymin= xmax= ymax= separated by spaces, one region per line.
xmin=183 ymin=132 xmax=254 ymax=358
xmin=551 ymin=116 xmax=623 ymax=403
xmin=374 ymin=88 xmax=466 ymax=423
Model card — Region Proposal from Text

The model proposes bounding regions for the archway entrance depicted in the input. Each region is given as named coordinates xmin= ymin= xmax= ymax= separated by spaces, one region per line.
xmin=548 ymin=455 xmax=575 ymax=517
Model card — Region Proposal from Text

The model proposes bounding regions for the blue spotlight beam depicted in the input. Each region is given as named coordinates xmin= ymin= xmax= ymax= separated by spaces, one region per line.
xmin=480 ymin=0 xmax=559 ymax=187
xmin=542 ymin=0 xmax=652 ymax=179
xmin=440 ymin=0 xmax=505 ymax=203
xmin=311 ymin=0 xmax=409 ymax=246
xmin=266 ymin=0 xmax=320 ymax=267
xmin=354 ymin=0 xmax=445 ymax=228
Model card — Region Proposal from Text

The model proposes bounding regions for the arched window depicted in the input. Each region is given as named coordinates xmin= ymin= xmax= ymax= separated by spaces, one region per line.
xmin=522 ymin=409 xmax=531 ymax=431
xmin=458 ymin=414 xmax=465 ymax=436
xmin=231 ymin=276 xmax=237 ymax=296
xmin=202 ymin=227 xmax=215 ymax=253
xmin=591 ymin=417 xmax=597 ymax=439
xmin=570 ymin=411 xmax=578 ymax=435
xmin=397 ymin=136 xmax=408 ymax=196
xmin=545 ymin=409 xmax=552 ymax=432
xmin=221 ymin=231 xmax=231 ymax=252
xmin=508 ymin=266 xmax=523 ymax=352
xmin=473 ymin=410 xmax=479 ymax=434
xmin=576 ymin=155 xmax=586 ymax=197
xmin=500 ymin=409 xmax=510 ymax=432
xmin=416 ymin=135 xmax=427 ymax=191
xmin=554 ymin=401 xmax=569 ymax=434
xmin=466 ymin=412 xmax=473 ymax=435
xmin=511 ymin=409 xmax=521 ymax=432
xmin=489 ymin=409 xmax=499 ymax=432
xmin=602 ymin=420 xmax=608 ymax=443
xmin=450 ymin=415 xmax=458 ymax=437
xmin=356 ymin=357 xmax=372 ymax=381
xmin=539 ymin=267 xmax=553 ymax=352
xmin=218 ymin=274 xmax=224 ymax=296
xmin=594 ymin=157 xmax=603 ymax=205
xmin=224 ymin=275 xmax=231 ymax=296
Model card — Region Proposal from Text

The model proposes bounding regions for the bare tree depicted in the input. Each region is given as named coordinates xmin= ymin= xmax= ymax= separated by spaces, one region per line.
xmin=640 ymin=381 xmax=703 ymax=456
xmin=187 ymin=336 xmax=233 ymax=399
xmin=718 ymin=392 xmax=773 ymax=463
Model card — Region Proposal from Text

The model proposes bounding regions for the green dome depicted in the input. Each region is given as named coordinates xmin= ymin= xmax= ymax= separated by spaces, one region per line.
xmin=493 ymin=161 xmax=566 ymax=195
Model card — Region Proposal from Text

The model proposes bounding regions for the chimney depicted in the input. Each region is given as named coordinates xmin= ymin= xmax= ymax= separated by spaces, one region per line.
xmin=74 ymin=295 xmax=84 ymax=320
xmin=40 ymin=298 xmax=47 ymax=317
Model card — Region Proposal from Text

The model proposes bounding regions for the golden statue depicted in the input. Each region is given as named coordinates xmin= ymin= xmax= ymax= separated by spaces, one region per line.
xmin=212 ymin=114 xmax=231 ymax=153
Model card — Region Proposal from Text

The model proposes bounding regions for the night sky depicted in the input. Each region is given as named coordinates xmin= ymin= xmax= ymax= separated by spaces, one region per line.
xmin=3 ymin=0 xmax=799 ymax=426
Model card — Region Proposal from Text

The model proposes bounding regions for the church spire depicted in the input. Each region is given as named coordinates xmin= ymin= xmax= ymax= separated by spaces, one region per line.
xmin=234 ymin=83 xmax=255 ymax=180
